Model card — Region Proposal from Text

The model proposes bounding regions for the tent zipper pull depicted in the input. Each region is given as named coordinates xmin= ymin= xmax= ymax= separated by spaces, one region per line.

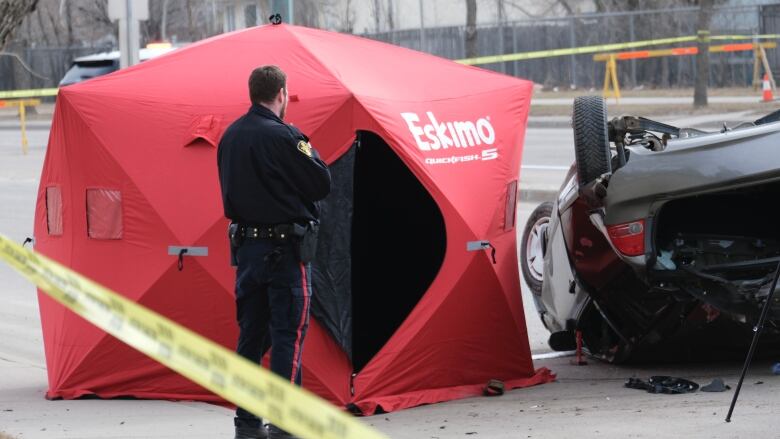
xmin=487 ymin=243 xmax=497 ymax=265
xmin=466 ymin=240 xmax=497 ymax=264
xmin=177 ymin=248 xmax=188 ymax=271
xmin=168 ymin=246 xmax=208 ymax=271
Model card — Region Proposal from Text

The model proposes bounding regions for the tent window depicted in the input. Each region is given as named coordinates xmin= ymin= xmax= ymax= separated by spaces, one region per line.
xmin=505 ymin=180 xmax=518 ymax=231
xmin=86 ymin=189 xmax=123 ymax=240
xmin=46 ymin=186 xmax=63 ymax=236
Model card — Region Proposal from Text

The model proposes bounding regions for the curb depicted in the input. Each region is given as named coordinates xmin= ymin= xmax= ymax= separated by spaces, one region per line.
xmin=0 ymin=121 xmax=52 ymax=130
xmin=526 ymin=120 xmax=572 ymax=129
xmin=519 ymin=188 xmax=558 ymax=203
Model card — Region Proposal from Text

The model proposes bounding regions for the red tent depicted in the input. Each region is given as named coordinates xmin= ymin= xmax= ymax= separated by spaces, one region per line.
xmin=34 ymin=24 xmax=552 ymax=414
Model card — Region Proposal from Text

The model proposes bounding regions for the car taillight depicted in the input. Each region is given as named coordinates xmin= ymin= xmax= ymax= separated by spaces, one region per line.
xmin=607 ymin=219 xmax=645 ymax=256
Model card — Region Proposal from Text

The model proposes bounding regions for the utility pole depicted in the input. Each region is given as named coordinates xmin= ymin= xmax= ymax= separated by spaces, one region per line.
xmin=108 ymin=0 xmax=149 ymax=68
xmin=694 ymin=0 xmax=714 ymax=108
xmin=465 ymin=0 xmax=477 ymax=59
xmin=387 ymin=0 xmax=395 ymax=30
xmin=418 ymin=0 xmax=425 ymax=51
xmin=497 ymin=0 xmax=505 ymax=73
xmin=161 ymin=0 xmax=168 ymax=41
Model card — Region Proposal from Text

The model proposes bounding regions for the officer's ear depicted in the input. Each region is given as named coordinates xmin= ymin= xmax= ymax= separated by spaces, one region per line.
xmin=277 ymin=87 xmax=287 ymax=104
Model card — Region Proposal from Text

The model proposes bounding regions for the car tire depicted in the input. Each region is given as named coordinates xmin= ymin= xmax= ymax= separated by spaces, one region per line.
xmin=521 ymin=201 xmax=554 ymax=296
xmin=572 ymin=96 xmax=612 ymax=186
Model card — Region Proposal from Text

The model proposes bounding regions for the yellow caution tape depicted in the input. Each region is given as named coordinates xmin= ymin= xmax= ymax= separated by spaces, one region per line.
xmin=709 ymin=34 xmax=780 ymax=41
xmin=457 ymin=34 xmax=780 ymax=66
xmin=0 ymin=234 xmax=388 ymax=439
xmin=0 ymin=98 xmax=40 ymax=107
xmin=458 ymin=36 xmax=697 ymax=65
xmin=6 ymin=34 xmax=780 ymax=99
xmin=592 ymin=42 xmax=778 ymax=61
xmin=0 ymin=88 xmax=58 ymax=99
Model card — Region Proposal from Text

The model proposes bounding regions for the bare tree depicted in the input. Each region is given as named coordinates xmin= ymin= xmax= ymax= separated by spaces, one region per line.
xmin=386 ymin=0 xmax=394 ymax=31
xmin=44 ymin=3 xmax=63 ymax=45
xmin=295 ymin=0 xmax=322 ymax=28
xmin=367 ymin=0 xmax=396 ymax=33
xmin=61 ymin=0 xmax=75 ymax=46
xmin=371 ymin=0 xmax=382 ymax=32
xmin=694 ymin=0 xmax=714 ymax=107
xmin=185 ymin=0 xmax=196 ymax=41
xmin=137 ymin=0 xmax=222 ymax=45
xmin=324 ymin=0 xmax=354 ymax=33
xmin=0 ymin=0 xmax=38 ymax=50
xmin=465 ymin=0 xmax=477 ymax=58
xmin=342 ymin=0 xmax=355 ymax=33
xmin=73 ymin=0 xmax=115 ymax=42
xmin=592 ymin=0 xmax=642 ymax=12
xmin=33 ymin=5 xmax=51 ymax=45
xmin=141 ymin=0 xmax=166 ymax=42
xmin=505 ymin=0 xmax=557 ymax=17
xmin=556 ymin=0 xmax=575 ymax=15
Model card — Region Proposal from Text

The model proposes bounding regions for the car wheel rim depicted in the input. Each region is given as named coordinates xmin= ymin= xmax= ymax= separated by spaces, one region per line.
xmin=525 ymin=216 xmax=549 ymax=283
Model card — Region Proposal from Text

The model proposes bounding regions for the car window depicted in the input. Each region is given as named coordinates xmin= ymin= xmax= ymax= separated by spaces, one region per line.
xmin=59 ymin=60 xmax=117 ymax=86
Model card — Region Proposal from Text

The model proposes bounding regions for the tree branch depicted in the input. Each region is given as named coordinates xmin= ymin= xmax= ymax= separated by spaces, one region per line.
xmin=0 ymin=0 xmax=39 ymax=50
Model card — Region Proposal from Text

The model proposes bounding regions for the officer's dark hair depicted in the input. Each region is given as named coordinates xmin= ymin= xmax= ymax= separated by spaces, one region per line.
xmin=248 ymin=65 xmax=287 ymax=104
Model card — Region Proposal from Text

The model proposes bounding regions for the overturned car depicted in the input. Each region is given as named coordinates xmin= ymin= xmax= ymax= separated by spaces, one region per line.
xmin=521 ymin=96 xmax=780 ymax=362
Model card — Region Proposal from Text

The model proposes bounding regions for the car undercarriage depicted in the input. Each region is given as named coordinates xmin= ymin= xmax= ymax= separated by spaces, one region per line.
xmin=522 ymin=96 xmax=780 ymax=363
xmin=653 ymin=182 xmax=780 ymax=323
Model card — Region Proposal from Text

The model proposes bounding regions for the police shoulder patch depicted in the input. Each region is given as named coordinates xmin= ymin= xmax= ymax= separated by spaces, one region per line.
xmin=297 ymin=140 xmax=313 ymax=157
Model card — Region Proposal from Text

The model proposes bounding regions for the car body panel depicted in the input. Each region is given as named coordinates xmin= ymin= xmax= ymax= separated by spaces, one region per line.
xmin=604 ymin=122 xmax=780 ymax=226
xmin=540 ymin=199 xmax=578 ymax=333
xmin=562 ymin=197 xmax=625 ymax=290
xmin=522 ymin=107 xmax=780 ymax=359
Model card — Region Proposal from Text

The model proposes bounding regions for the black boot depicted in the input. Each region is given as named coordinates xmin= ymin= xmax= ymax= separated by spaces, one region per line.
xmin=267 ymin=424 xmax=300 ymax=439
xmin=234 ymin=419 xmax=268 ymax=439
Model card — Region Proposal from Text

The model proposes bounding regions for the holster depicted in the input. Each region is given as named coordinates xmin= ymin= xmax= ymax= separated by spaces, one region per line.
xmin=228 ymin=223 xmax=243 ymax=267
xmin=292 ymin=221 xmax=319 ymax=264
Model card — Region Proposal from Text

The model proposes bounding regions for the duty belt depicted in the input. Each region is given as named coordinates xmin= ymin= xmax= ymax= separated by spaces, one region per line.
xmin=241 ymin=224 xmax=295 ymax=240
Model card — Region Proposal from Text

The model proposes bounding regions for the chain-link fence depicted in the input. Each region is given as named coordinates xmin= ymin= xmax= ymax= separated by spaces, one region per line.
xmin=2 ymin=4 xmax=778 ymax=92
xmin=761 ymin=3 xmax=780 ymax=80
xmin=0 ymin=43 xmax=113 ymax=92
xmin=365 ymin=4 xmax=772 ymax=89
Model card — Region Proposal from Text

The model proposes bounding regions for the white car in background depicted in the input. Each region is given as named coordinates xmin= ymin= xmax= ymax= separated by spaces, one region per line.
xmin=59 ymin=44 xmax=176 ymax=87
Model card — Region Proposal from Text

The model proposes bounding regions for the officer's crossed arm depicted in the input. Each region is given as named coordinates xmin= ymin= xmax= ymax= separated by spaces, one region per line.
xmin=272 ymin=131 xmax=332 ymax=202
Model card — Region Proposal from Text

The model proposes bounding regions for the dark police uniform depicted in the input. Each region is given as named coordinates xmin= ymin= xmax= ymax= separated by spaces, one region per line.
xmin=217 ymin=103 xmax=331 ymax=433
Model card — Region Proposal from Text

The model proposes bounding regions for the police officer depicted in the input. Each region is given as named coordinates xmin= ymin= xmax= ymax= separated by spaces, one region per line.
xmin=217 ymin=65 xmax=331 ymax=439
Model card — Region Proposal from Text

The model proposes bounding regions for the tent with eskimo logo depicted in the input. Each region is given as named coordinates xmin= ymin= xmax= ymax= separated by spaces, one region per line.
xmin=34 ymin=24 xmax=553 ymax=414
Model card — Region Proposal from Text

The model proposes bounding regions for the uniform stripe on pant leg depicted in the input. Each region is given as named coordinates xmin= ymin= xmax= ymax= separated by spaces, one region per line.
xmin=290 ymin=263 xmax=309 ymax=383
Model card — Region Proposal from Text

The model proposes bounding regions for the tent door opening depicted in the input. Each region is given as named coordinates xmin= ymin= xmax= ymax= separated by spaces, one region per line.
xmin=351 ymin=131 xmax=446 ymax=372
